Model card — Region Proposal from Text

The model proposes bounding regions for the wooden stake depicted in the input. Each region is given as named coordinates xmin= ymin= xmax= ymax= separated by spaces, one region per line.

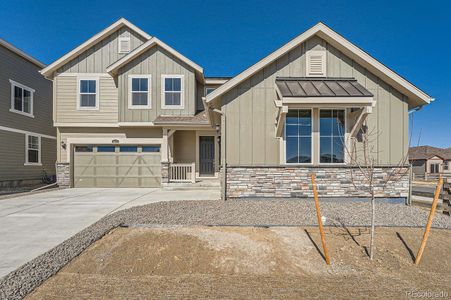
xmin=310 ymin=174 xmax=331 ymax=265
xmin=415 ymin=176 xmax=443 ymax=265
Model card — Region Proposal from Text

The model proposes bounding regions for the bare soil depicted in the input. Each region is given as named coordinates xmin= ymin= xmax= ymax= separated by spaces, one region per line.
xmin=27 ymin=226 xmax=451 ymax=299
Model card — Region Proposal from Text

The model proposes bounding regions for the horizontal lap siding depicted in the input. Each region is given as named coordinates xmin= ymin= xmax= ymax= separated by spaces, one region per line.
xmin=118 ymin=46 xmax=196 ymax=122
xmin=222 ymin=35 xmax=408 ymax=166
xmin=55 ymin=75 xmax=118 ymax=123
xmin=0 ymin=131 xmax=56 ymax=181
xmin=0 ymin=45 xmax=54 ymax=137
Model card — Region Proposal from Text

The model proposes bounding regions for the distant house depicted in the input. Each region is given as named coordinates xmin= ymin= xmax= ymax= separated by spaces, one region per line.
xmin=0 ymin=39 xmax=55 ymax=189
xmin=409 ymin=146 xmax=451 ymax=179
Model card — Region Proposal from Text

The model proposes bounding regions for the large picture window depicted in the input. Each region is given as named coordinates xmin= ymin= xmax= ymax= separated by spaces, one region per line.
xmin=320 ymin=109 xmax=345 ymax=163
xmin=285 ymin=109 xmax=312 ymax=163
xmin=10 ymin=80 xmax=34 ymax=117
xmin=162 ymin=75 xmax=183 ymax=108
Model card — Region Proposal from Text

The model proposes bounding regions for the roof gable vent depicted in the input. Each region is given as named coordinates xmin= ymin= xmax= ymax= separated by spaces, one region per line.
xmin=118 ymin=36 xmax=131 ymax=54
xmin=306 ymin=50 xmax=326 ymax=77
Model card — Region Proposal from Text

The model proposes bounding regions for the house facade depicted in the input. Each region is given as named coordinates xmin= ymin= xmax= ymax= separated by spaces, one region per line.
xmin=43 ymin=19 xmax=432 ymax=199
xmin=0 ymin=39 xmax=55 ymax=188
xmin=409 ymin=146 xmax=451 ymax=179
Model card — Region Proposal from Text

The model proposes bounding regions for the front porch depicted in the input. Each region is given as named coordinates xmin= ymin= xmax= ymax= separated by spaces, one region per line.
xmin=161 ymin=128 xmax=220 ymax=184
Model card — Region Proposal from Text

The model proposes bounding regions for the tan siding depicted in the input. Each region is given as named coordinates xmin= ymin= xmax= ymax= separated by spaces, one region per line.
xmin=55 ymin=75 xmax=118 ymax=123
xmin=173 ymin=131 xmax=196 ymax=163
xmin=0 ymin=45 xmax=54 ymax=137
xmin=117 ymin=46 xmax=197 ymax=122
xmin=57 ymin=27 xmax=147 ymax=74
xmin=222 ymin=35 xmax=409 ymax=166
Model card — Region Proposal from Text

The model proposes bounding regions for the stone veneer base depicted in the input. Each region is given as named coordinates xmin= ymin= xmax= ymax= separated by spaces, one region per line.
xmin=56 ymin=162 xmax=70 ymax=188
xmin=226 ymin=166 xmax=410 ymax=199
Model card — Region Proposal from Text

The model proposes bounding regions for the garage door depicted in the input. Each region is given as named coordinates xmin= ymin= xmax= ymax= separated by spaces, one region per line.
xmin=73 ymin=145 xmax=161 ymax=188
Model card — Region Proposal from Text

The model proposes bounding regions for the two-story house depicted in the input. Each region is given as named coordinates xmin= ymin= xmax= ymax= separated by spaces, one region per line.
xmin=41 ymin=18 xmax=223 ymax=188
xmin=0 ymin=38 xmax=55 ymax=189
xmin=42 ymin=19 xmax=432 ymax=201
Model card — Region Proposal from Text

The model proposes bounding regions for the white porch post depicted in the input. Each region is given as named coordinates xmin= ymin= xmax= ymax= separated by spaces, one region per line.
xmin=161 ymin=128 xmax=169 ymax=162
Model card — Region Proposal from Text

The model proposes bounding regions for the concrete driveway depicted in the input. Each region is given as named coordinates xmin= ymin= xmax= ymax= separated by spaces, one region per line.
xmin=0 ymin=187 xmax=219 ymax=278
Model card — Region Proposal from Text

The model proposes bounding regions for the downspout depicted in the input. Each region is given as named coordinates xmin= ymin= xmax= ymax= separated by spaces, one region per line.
xmin=212 ymin=108 xmax=226 ymax=201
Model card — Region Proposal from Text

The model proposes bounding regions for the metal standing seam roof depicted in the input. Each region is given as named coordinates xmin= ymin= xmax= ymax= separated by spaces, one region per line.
xmin=153 ymin=111 xmax=210 ymax=125
xmin=276 ymin=77 xmax=373 ymax=98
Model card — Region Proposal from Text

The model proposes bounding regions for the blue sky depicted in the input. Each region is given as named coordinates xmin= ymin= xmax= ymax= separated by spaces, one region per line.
xmin=0 ymin=0 xmax=449 ymax=147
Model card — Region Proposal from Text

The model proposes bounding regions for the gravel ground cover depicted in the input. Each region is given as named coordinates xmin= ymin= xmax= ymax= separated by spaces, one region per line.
xmin=1 ymin=199 xmax=450 ymax=300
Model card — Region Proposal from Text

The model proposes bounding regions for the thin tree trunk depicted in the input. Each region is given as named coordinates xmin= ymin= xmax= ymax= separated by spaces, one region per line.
xmin=369 ymin=190 xmax=376 ymax=260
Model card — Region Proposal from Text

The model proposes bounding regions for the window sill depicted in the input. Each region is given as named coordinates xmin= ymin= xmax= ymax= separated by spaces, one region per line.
xmin=161 ymin=105 xmax=184 ymax=110
xmin=24 ymin=162 xmax=42 ymax=166
xmin=9 ymin=109 xmax=34 ymax=118
xmin=128 ymin=105 xmax=152 ymax=110
xmin=77 ymin=107 xmax=99 ymax=111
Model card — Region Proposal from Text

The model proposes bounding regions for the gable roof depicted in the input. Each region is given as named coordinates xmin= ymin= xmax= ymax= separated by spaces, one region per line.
xmin=206 ymin=22 xmax=432 ymax=108
xmin=0 ymin=38 xmax=45 ymax=68
xmin=106 ymin=37 xmax=203 ymax=79
xmin=409 ymin=146 xmax=451 ymax=160
xmin=40 ymin=18 xmax=151 ymax=78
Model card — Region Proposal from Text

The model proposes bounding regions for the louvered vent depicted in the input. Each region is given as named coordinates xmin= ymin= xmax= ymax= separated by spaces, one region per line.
xmin=306 ymin=50 xmax=326 ymax=77
xmin=118 ymin=37 xmax=131 ymax=54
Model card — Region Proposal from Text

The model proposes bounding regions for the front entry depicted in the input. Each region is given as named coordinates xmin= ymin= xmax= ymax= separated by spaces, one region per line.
xmin=199 ymin=136 xmax=215 ymax=176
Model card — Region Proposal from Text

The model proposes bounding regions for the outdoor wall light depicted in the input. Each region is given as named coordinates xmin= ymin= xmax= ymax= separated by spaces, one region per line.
xmin=112 ymin=139 xmax=120 ymax=144
xmin=60 ymin=141 xmax=66 ymax=149
xmin=215 ymin=123 xmax=220 ymax=133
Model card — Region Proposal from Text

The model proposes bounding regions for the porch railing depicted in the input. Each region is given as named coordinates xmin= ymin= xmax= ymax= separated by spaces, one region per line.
xmin=169 ymin=163 xmax=196 ymax=183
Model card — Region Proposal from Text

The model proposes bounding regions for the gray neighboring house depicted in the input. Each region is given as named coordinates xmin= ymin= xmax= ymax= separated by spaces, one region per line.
xmin=42 ymin=19 xmax=432 ymax=200
xmin=0 ymin=38 xmax=56 ymax=188
xmin=409 ymin=146 xmax=451 ymax=179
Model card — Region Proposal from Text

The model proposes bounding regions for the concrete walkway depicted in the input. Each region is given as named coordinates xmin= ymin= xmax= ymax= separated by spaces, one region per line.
xmin=0 ymin=187 xmax=219 ymax=278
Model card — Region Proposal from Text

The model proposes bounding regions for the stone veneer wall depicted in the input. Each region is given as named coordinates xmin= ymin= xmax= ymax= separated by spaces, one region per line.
xmin=161 ymin=162 xmax=169 ymax=185
xmin=226 ymin=166 xmax=410 ymax=198
xmin=56 ymin=162 xmax=70 ymax=188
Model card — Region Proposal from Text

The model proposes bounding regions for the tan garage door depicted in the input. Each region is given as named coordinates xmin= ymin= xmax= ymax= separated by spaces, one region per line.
xmin=73 ymin=145 xmax=161 ymax=188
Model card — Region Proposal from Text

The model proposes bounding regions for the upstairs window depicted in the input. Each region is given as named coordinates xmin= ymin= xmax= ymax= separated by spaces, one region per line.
xmin=306 ymin=50 xmax=326 ymax=77
xmin=320 ymin=109 xmax=345 ymax=164
xmin=206 ymin=87 xmax=216 ymax=95
xmin=118 ymin=36 xmax=131 ymax=53
xmin=162 ymin=75 xmax=184 ymax=109
xmin=78 ymin=78 xmax=98 ymax=109
xmin=129 ymin=75 xmax=151 ymax=109
xmin=10 ymin=80 xmax=34 ymax=117
xmin=25 ymin=134 xmax=40 ymax=165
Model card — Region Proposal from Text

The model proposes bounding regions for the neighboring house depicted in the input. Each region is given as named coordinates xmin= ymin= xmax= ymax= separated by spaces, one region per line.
xmin=409 ymin=146 xmax=451 ymax=179
xmin=0 ymin=38 xmax=55 ymax=188
xmin=42 ymin=19 xmax=432 ymax=200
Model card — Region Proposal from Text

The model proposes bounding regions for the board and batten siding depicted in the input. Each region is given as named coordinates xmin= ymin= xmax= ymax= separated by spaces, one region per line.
xmin=57 ymin=27 xmax=147 ymax=74
xmin=117 ymin=46 xmax=197 ymax=122
xmin=54 ymin=75 xmax=118 ymax=123
xmin=0 ymin=45 xmax=54 ymax=137
xmin=221 ymin=35 xmax=408 ymax=166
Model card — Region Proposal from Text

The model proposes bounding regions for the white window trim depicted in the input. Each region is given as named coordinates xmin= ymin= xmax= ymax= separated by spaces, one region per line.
xmin=161 ymin=74 xmax=184 ymax=109
xmin=9 ymin=79 xmax=35 ymax=118
xmin=283 ymin=108 xmax=314 ymax=166
xmin=118 ymin=36 xmax=131 ymax=54
xmin=128 ymin=75 xmax=152 ymax=109
xmin=24 ymin=134 xmax=41 ymax=166
xmin=306 ymin=50 xmax=327 ymax=77
xmin=318 ymin=108 xmax=347 ymax=165
xmin=77 ymin=76 xmax=99 ymax=110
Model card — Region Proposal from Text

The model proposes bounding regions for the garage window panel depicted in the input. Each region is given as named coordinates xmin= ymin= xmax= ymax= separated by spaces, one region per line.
xmin=142 ymin=146 xmax=160 ymax=152
xmin=97 ymin=146 xmax=116 ymax=152
xmin=120 ymin=146 xmax=138 ymax=152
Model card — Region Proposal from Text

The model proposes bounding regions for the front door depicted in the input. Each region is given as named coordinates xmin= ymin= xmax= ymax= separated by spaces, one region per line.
xmin=199 ymin=136 xmax=215 ymax=176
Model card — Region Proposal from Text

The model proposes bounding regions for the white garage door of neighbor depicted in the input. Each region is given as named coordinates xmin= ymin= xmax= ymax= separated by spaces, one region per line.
xmin=73 ymin=145 xmax=161 ymax=188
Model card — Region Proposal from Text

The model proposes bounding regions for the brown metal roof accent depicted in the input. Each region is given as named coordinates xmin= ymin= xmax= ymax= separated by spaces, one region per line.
xmin=276 ymin=77 xmax=373 ymax=98
xmin=409 ymin=146 xmax=451 ymax=161
xmin=153 ymin=111 xmax=210 ymax=125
